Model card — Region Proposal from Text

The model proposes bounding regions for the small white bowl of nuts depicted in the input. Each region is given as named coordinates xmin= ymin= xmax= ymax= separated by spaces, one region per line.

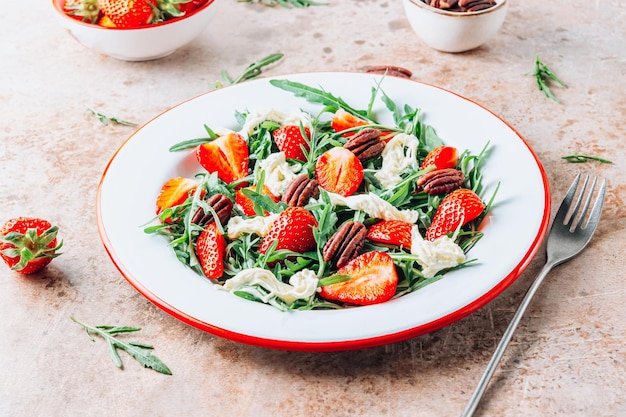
xmin=403 ymin=0 xmax=508 ymax=53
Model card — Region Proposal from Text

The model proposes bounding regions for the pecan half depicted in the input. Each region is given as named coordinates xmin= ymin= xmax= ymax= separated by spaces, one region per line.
xmin=281 ymin=174 xmax=320 ymax=207
xmin=365 ymin=65 xmax=413 ymax=79
xmin=416 ymin=168 xmax=465 ymax=195
xmin=344 ymin=128 xmax=386 ymax=161
xmin=322 ymin=221 xmax=367 ymax=268
xmin=459 ymin=0 xmax=496 ymax=11
xmin=191 ymin=193 xmax=233 ymax=226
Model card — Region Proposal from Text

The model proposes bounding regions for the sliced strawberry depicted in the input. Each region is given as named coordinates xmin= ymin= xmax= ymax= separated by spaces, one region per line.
xmin=319 ymin=251 xmax=398 ymax=306
xmin=315 ymin=147 xmax=364 ymax=196
xmin=331 ymin=109 xmax=369 ymax=137
xmin=196 ymin=132 xmax=249 ymax=184
xmin=259 ymin=207 xmax=318 ymax=254
xmin=272 ymin=125 xmax=310 ymax=162
xmin=425 ymin=188 xmax=485 ymax=241
xmin=155 ymin=177 xmax=198 ymax=216
xmin=235 ymin=184 xmax=280 ymax=217
xmin=195 ymin=222 xmax=225 ymax=279
xmin=422 ymin=146 xmax=458 ymax=170
xmin=366 ymin=220 xmax=414 ymax=249
xmin=0 ymin=217 xmax=63 ymax=274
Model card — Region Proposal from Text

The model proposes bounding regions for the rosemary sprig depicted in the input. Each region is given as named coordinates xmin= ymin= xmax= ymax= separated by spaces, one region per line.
xmin=238 ymin=0 xmax=327 ymax=8
xmin=562 ymin=154 xmax=613 ymax=164
xmin=526 ymin=55 xmax=567 ymax=103
xmin=86 ymin=108 xmax=137 ymax=126
xmin=214 ymin=53 xmax=284 ymax=89
xmin=71 ymin=316 xmax=172 ymax=375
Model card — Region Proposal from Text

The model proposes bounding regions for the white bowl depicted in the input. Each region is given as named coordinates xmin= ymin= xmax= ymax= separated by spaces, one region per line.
xmin=52 ymin=0 xmax=220 ymax=61
xmin=403 ymin=0 xmax=508 ymax=53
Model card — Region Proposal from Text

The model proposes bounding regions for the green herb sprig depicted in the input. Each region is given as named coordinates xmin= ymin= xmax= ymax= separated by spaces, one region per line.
xmin=71 ymin=316 xmax=172 ymax=375
xmin=86 ymin=108 xmax=137 ymax=126
xmin=214 ymin=53 xmax=284 ymax=89
xmin=562 ymin=154 xmax=613 ymax=164
xmin=238 ymin=0 xmax=327 ymax=8
xmin=526 ymin=55 xmax=567 ymax=102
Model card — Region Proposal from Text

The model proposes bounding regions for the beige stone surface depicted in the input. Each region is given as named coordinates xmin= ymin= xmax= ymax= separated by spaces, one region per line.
xmin=1 ymin=1 xmax=625 ymax=416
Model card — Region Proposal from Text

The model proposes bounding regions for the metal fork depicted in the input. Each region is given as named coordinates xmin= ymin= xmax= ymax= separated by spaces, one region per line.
xmin=460 ymin=172 xmax=607 ymax=417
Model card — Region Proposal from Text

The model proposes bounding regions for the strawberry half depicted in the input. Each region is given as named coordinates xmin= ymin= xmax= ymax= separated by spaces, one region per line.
xmin=425 ymin=188 xmax=485 ymax=241
xmin=0 ymin=217 xmax=63 ymax=274
xmin=195 ymin=222 xmax=225 ymax=279
xmin=97 ymin=0 xmax=156 ymax=28
xmin=331 ymin=109 xmax=369 ymax=137
xmin=259 ymin=207 xmax=318 ymax=254
xmin=422 ymin=146 xmax=458 ymax=170
xmin=155 ymin=177 xmax=198 ymax=216
xmin=272 ymin=125 xmax=310 ymax=162
xmin=315 ymin=147 xmax=364 ymax=196
xmin=196 ymin=132 xmax=249 ymax=185
xmin=319 ymin=251 xmax=398 ymax=306
xmin=366 ymin=220 xmax=414 ymax=250
xmin=235 ymin=184 xmax=280 ymax=217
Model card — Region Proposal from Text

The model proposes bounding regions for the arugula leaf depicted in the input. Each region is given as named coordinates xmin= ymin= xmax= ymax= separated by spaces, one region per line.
xmin=561 ymin=154 xmax=613 ymax=164
xmin=526 ymin=55 xmax=567 ymax=102
xmin=270 ymin=79 xmax=371 ymax=120
xmin=238 ymin=0 xmax=327 ymax=8
xmin=72 ymin=316 xmax=171 ymax=375
xmin=214 ymin=53 xmax=284 ymax=88
xmin=86 ymin=108 xmax=137 ymax=127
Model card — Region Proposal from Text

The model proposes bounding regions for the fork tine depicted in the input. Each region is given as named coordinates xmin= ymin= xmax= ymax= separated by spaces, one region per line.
xmin=586 ymin=178 xmax=607 ymax=231
xmin=566 ymin=174 xmax=589 ymax=229
xmin=574 ymin=176 xmax=597 ymax=230
xmin=553 ymin=172 xmax=581 ymax=225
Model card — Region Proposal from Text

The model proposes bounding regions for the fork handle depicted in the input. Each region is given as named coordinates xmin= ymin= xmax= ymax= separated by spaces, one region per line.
xmin=460 ymin=259 xmax=558 ymax=417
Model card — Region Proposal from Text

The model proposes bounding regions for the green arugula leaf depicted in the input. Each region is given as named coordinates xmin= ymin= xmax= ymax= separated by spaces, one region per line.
xmin=561 ymin=154 xmax=613 ymax=164
xmin=72 ymin=316 xmax=172 ymax=375
xmin=238 ymin=0 xmax=327 ymax=8
xmin=526 ymin=55 xmax=567 ymax=102
xmin=214 ymin=53 xmax=284 ymax=89
xmin=86 ymin=108 xmax=137 ymax=127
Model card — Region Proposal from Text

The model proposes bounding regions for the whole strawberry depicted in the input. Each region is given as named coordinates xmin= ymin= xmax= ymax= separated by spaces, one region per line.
xmin=0 ymin=217 xmax=63 ymax=274
xmin=425 ymin=188 xmax=485 ymax=241
xmin=259 ymin=207 xmax=318 ymax=254
xmin=97 ymin=0 xmax=157 ymax=28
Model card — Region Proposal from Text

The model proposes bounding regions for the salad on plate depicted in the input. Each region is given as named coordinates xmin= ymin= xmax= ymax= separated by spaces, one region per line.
xmin=144 ymin=78 xmax=497 ymax=311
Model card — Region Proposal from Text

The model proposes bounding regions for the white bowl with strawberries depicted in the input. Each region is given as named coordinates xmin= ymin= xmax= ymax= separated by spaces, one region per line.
xmin=52 ymin=0 xmax=220 ymax=61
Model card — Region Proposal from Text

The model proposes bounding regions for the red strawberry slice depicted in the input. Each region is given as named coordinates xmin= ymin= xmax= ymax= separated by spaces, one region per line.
xmin=331 ymin=109 xmax=369 ymax=137
xmin=196 ymin=222 xmax=225 ymax=279
xmin=425 ymin=188 xmax=485 ymax=241
xmin=272 ymin=125 xmax=310 ymax=162
xmin=366 ymin=220 xmax=414 ymax=249
xmin=315 ymin=147 xmax=364 ymax=196
xmin=259 ymin=207 xmax=318 ymax=254
xmin=98 ymin=0 xmax=156 ymax=28
xmin=196 ymin=132 xmax=249 ymax=184
xmin=155 ymin=177 xmax=198 ymax=216
xmin=235 ymin=184 xmax=280 ymax=217
xmin=422 ymin=146 xmax=458 ymax=170
xmin=0 ymin=217 xmax=63 ymax=274
xmin=319 ymin=251 xmax=398 ymax=306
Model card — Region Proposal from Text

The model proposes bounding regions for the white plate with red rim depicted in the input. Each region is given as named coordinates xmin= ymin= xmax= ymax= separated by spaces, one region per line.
xmin=97 ymin=71 xmax=550 ymax=352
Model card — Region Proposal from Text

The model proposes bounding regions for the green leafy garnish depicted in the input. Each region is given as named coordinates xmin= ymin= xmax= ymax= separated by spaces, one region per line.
xmin=86 ymin=108 xmax=137 ymax=126
xmin=214 ymin=53 xmax=284 ymax=89
xmin=561 ymin=154 xmax=613 ymax=164
xmin=71 ymin=316 xmax=171 ymax=375
xmin=238 ymin=0 xmax=327 ymax=8
xmin=526 ymin=55 xmax=567 ymax=102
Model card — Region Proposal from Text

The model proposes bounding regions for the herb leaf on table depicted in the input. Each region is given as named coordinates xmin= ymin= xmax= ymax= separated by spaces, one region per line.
xmin=562 ymin=154 xmax=613 ymax=164
xmin=214 ymin=53 xmax=284 ymax=89
xmin=71 ymin=316 xmax=172 ymax=375
xmin=526 ymin=55 xmax=567 ymax=103
xmin=86 ymin=108 xmax=137 ymax=127
xmin=238 ymin=0 xmax=327 ymax=8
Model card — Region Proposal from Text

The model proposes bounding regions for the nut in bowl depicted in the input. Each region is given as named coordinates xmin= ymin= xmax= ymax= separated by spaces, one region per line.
xmin=403 ymin=0 xmax=508 ymax=53
xmin=52 ymin=0 xmax=220 ymax=61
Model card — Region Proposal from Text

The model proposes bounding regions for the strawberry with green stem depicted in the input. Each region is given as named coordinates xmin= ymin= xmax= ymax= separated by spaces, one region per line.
xmin=0 ymin=217 xmax=63 ymax=274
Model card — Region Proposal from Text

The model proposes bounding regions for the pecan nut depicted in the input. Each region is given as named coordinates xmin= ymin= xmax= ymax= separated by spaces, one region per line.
xmin=322 ymin=221 xmax=367 ymax=268
xmin=343 ymin=128 xmax=386 ymax=161
xmin=424 ymin=0 xmax=495 ymax=11
xmin=365 ymin=65 xmax=413 ymax=79
xmin=191 ymin=193 xmax=233 ymax=226
xmin=416 ymin=168 xmax=465 ymax=195
xmin=281 ymin=174 xmax=320 ymax=207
